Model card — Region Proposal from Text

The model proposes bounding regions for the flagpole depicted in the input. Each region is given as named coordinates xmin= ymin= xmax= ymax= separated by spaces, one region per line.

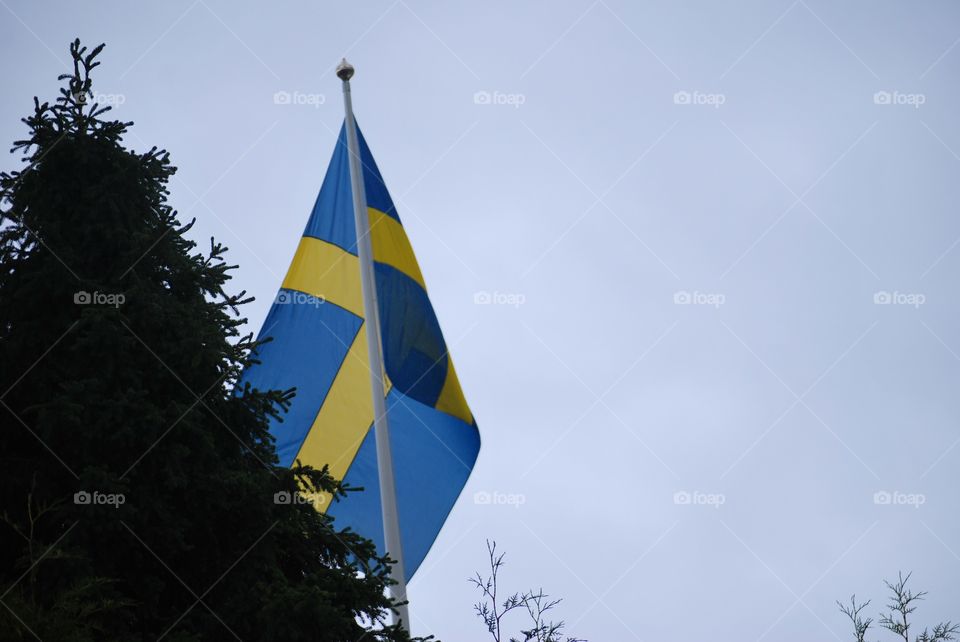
xmin=336 ymin=58 xmax=410 ymax=631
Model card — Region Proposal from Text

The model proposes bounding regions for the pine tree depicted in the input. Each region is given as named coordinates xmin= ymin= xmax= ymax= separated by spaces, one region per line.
xmin=0 ymin=39 xmax=418 ymax=641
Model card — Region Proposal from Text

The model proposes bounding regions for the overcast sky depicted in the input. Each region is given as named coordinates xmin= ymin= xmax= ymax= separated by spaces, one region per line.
xmin=3 ymin=1 xmax=960 ymax=640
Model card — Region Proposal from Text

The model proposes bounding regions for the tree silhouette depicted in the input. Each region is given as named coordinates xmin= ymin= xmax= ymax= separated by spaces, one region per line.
xmin=0 ymin=39 xmax=420 ymax=641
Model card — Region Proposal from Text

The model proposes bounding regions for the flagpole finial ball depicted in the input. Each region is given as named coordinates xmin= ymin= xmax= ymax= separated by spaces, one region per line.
xmin=336 ymin=58 xmax=355 ymax=81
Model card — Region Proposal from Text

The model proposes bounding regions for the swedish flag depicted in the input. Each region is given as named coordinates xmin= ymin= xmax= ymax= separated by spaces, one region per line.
xmin=242 ymin=122 xmax=480 ymax=580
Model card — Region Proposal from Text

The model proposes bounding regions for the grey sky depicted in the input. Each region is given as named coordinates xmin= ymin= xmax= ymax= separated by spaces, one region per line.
xmin=3 ymin=1 xmax=959 ymax=640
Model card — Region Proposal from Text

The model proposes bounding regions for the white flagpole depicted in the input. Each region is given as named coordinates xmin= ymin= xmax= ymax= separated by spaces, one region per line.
xmin=336 ymin=58 xmax=410 ymax=631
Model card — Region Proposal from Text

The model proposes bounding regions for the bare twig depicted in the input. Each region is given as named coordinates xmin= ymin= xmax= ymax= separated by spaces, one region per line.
xmin=469 ymin=540 xmax=586 ymax=642
xmin=839 ymin=573 xmax=957 ymax=642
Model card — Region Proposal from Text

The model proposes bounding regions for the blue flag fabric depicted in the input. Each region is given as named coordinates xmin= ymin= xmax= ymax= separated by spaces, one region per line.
xmin=241 ymin=122 xmax=480 ymax=580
